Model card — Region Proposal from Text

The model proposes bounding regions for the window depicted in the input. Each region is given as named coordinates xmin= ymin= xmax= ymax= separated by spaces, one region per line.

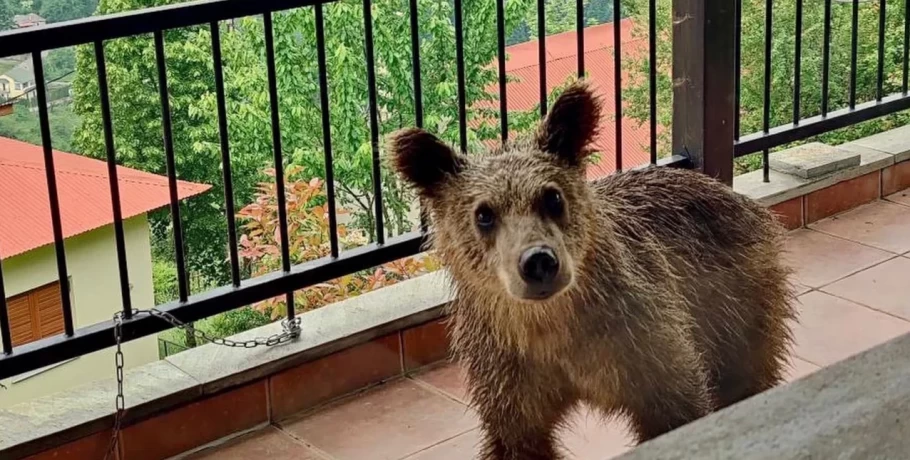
xmin=15 ymin=83 xmax=22 ymax=90
xmin=7 ymin=281 xmax=65 ymax=347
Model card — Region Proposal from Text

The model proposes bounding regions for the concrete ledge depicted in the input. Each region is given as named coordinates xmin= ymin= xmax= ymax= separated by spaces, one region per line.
xmin=166 ymin=270 xmax=452 ymax=395
xmin=618 ymin=331 xmax=910 ymax=460
xmin=0 ymin=360 xmax=201 ymax=458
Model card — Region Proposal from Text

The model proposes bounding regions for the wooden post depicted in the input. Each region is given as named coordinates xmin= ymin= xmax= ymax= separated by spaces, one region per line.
xmin=672 ymin=0 xmax=736 ymax=185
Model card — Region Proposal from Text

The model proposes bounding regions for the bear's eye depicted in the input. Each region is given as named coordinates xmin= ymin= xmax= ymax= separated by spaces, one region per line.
xmin=475 ymin=205 xmax=495 ymax=230
xmin=542 ymin=188 xmax=564 ymax=218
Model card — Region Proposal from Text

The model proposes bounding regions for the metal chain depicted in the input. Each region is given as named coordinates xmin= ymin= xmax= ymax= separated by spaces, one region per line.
xmin=104 ymin=309 xmax=301 ymax=460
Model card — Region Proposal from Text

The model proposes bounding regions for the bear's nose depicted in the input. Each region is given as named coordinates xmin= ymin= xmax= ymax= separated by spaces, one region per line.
xmin=519 ymin=246 xmax=560 ymax=285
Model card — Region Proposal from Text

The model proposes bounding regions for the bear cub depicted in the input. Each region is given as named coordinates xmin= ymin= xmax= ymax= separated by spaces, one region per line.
xmin=389 ymin=82 xmax=796 ymax=460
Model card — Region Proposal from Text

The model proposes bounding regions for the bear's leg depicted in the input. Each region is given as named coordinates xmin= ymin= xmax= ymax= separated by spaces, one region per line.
xmin=614 ymin=331 xmax=713 ymax=443
xmin=467 ymin=362 xmax=575 ymax=460
xmin=715 ymin=310 xmax=792 ymax=409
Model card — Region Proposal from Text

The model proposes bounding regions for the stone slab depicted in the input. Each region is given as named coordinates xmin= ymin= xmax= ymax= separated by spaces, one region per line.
xmin=849 ymin=124 xmax=910 ymax=163
xmin=617 ymin=332 xmax=910 ymax=460
xmin=769 ymin=142 xmax=860 ymax=179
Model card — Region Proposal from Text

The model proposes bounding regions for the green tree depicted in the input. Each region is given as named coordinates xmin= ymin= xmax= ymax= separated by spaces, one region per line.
xmin=0 ymin=102 xmax=80 ymax=151
xmin=44 ymin=48 xmax=75 ymax=77
xmin=625 ymin=0 xmax=910 ymax=172
xmin=72 ymin=0 xmax=533 ymax=290
xmin=0 ymin=0 xmax=12 ymax=31
xmin=39 ymin=0 xmax=98 ymax=22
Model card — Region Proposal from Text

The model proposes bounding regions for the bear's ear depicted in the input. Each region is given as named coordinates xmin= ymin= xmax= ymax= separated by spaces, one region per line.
xmin=537 ymin=81 xmax=602 ymax=166
xmin=388 ymin=128 xmax=466 ymax=198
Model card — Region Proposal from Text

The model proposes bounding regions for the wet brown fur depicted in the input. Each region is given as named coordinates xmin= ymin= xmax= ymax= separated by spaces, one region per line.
xmin=389 ymin=82 xmax=796 ymax=459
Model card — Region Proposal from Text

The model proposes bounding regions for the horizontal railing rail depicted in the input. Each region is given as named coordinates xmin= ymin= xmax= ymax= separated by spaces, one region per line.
xmin=736 ymin=92 xmax=910 ymax=156
xmin=0 ymin=0 xmax=334 ymax=55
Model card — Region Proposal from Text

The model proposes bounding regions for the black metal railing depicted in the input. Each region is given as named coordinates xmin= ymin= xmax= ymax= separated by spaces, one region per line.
xmin=0 ymin=0 xmax=907 ymax=383
xmin=0 ymin=0 xmax=670 ymax=380
xmin=732 ymin=0 xmax=910 ymax=176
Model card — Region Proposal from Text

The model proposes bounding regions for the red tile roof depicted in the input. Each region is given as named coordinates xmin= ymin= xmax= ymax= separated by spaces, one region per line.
xmin=483 ymin=19 xmax=658 ymax=179
xmin=0 ymin=137 xmax=210 ymax=260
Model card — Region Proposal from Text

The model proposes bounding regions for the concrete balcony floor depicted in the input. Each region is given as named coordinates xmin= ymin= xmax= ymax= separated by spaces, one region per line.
xmin=186 ymin=189 xmax=910 ymax=460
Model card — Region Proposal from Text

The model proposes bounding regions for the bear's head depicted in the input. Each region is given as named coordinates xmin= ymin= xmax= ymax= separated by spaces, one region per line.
xmin=389 ymin=82 xmax=601 ymax=304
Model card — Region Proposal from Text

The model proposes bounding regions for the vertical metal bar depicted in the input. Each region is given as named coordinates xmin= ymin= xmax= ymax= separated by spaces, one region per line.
xmin=315 ymin=4 xmax=340 ymax=258
xmin=822 ymin=0 xmax=832 ymax=115
xmin=763 ymin=0 xmax=772 ymax=183
xmin=210 ymin=22 xmax=241 ymax=288
xmin=32 ymin=51 xmax=74 ymax=335
xmin=877 ymin=0 xmax=887 ymax=101
xmin=734 ymin=0 xmax=742 ymax=139
xmin=649 ymin=0 xmax=657 ymax=164
xmin=363 ymin=0 xmax=385 ymax=244
xmin=496 ymin=0 xmax=508 ymax=142
xmin=408 ymin=0 xmax=423 ymax=129
xmin=454 ymin=0 xmax=468 ymax=153
xmin=154 ymin=32 xmax=189 ymax=303
xmin=672 ymin=0 xmax=736 ymax=185
xmin=577 ymin=0 xmax=585 ymax=77
xmin=0 ymin=256 xmax=11 ymax=353
xmin=538 ymin=0 xmax=548 ymax=116
xmin=904 ymin=0 xmax=909 ymax=94
xmin=850 ymin=0 xmax=859 ymax=109
xmin=793 ymin=0 xmax=803 ymax=123
xmin=613 ymin=0 xmax=622 ymax=171
xmin=95 ymin=41 xmax=133 ymax=317
xmin=263 ymin=14 xmax=295 ymax=317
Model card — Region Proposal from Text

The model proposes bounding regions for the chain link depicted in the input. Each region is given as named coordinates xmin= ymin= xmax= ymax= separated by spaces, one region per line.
xmin=104 ymin=308 xmax=301 ymax=460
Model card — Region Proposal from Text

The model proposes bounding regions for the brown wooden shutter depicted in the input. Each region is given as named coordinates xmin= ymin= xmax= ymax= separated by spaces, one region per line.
xmin=35 ymin=282 xmax=64 ymax=338
xmin=6 ymin=281 xmax=65 ymax=347
xmin=7 ymin=295 xmax=34 ymax=346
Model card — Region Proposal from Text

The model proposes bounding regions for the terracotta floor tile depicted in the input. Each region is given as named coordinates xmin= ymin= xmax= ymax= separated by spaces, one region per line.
xmin=412 ymin=363 xmax=469 ymax=403
xmin=784 ymin=229 xmax=893 ymax=288
xmin=810 ymin=201 xmax=910 ymax=254
xmin=405 ymin=429 xmax=481 ymax=460
xmin=784 ymin=356 xmax=821 ymax=383
xmin=822 ymin=257 xmax=910 ymax=321
xmin=886 ymin=189 xmax=910 ymax=208
xmin=186 ymin=427 xmax=323 ymax=459
xmin=280 ymin=379 xmax=478 ymax=460
xmin=559 ymin=405 xmax=633 ymax=460
xmin=791 ymin=291 xmax=910 ymax=367
xmin=406 ymin=405 xmax=634 ymax=460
